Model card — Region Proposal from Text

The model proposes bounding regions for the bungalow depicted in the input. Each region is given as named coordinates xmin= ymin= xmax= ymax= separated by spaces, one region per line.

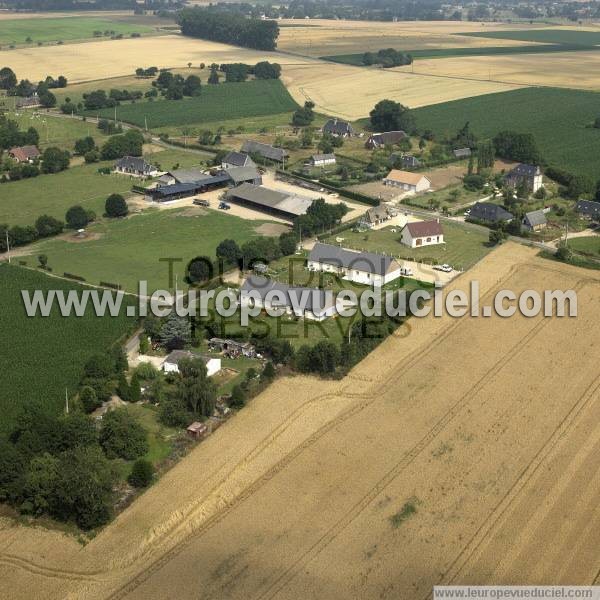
xmin=522 ymin=209 xmax=547 ymax=231
xmin=575 ymin=199 xmax=600 ymax=220
xmin=308 ymin=242 xmax=402 ymax=287
xmin=114 ymin=155 xmax=158 ymax=177
xmin=361 ymin=204 xmax=393 ymax=228
xmin=401 ymin=220 xmax=444 ymax=248
xmin=383 ymin=169 xmax=431 ymax=194
xmin=504 ymin=164 xmax=543 ymax=193
xmin=468 ymin=202 xmax=513 ymax=223
xmin=322 ymin=118 xmax=354 ymax=138
xmin=208 ymin=338 xmax=256 ymax=358
xmin=310 ymin=153 xmax=336 ymax=167
xmin=241 ymin=275 xmax=338 ymax=321
xmin=241 ymin=140 xmax=288 ymax=163
xmin=8 ymin=145 xmax=40 ymax=163
xmin=221 ymin=151 xmax=255 ymax=169
xmin=453 ymin=147 xmax=471 ymax=159
xmin=162 ymin=350 xmax=221 ymax=377
xmin=365 ymin=131 xmax=407 ymax=149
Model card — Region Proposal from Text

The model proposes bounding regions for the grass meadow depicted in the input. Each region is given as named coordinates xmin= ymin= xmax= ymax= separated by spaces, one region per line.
xmin=321 ymin=43 xmax=595 ymax=65
xmin=0 ymin=16 xmax=154 ymax=45
xmin=91 ymin=80 xmax=299 ymax=129
xmin=412 ymin=87 xmax=600 ymax=180
xmin=459 ymin=28 xmax=600 ymax=45
xmin=0 ymin=147 xmax=207 ymax=227
xmin=0 ymin=264 xmax=135 ymax=432
xmin=569 ymin=236 xmax=600 ymax=257
xmin=26 ymin=208 xmax=271 ymax=292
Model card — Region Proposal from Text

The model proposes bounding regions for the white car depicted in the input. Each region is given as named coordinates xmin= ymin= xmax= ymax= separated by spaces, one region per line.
xmin=434 ymin=264 xmax=452 ymax=273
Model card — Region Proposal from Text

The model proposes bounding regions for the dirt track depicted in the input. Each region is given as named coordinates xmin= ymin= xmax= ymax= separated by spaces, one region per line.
xmin=1 ymin=243 xmax=599 ymax=599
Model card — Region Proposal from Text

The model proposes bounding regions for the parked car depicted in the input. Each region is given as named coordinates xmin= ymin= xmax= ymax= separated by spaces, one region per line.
xmin=433 ymin=264 xmax=452 ymax=273
xmin=218 ymin=202 xmax=231 ymax=210
xmin=193 ymin=199 xmax=210 ymax=207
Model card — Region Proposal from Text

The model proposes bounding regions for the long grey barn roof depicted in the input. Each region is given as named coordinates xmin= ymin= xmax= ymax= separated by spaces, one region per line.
xmin=241 ymin=140 xmax=287 ymax=162
xmin=524 ymin=209 xmax=547 ymax=227
xmin=241 ymin=275 xmax=336 ymax=316
xmin=226 ymin=183 xmax=313 ymax=217
xmin=309 ymin=242 xmax=397 ymax=276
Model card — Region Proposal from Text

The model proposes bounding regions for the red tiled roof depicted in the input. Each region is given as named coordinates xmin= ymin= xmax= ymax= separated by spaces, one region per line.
xmin=9 ymin=145 xmax=40 ymax=162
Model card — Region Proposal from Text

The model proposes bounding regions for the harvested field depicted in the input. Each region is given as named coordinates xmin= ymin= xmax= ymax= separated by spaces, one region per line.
xmin=1 ymin=243 xmax=599 ymax=599
xmin=282 ymin=62 xmax=520 ymax=119
xmin=0 ymin=34 xmax=309 ymax=83
xmin=277 ymin=19 xmax=544 ymax=57
xmin=404 ymin=49 xmax=600 ymax=90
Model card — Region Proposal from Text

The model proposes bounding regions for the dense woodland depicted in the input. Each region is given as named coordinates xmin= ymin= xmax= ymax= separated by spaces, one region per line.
xmin=177 ymin=8 xmax=279 ymax=51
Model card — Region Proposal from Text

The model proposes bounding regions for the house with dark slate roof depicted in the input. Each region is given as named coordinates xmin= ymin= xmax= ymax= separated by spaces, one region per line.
xmin=468 ymin=202 xmax=513 ymax=223
xmin=322 ymin=118 xmax=354 ymax=138
xmin=575 ymin=200 xmax=600 ymax=220
xmin=522 ymin=209 xmax=547 ymax=231
xmin=307 ymin=242 xmax=402 ymax=287
xmin=504 ymin=164 xmax=543 ymax=193
xmin=241 ymin=140 xmax=288 ymax=163
xmin=365 ymin=131 xmax=407 ymax=149
xmin=114 ymin=155 xmax=158 ymax=177
xmin=241 ymin=275 xmax=338 ymax=321
xmin=221 ymin=151 xmax=255 ymax=169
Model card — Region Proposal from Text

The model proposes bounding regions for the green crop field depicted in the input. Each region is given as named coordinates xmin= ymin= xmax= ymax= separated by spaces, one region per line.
xmin=320 ymin=43 xmax=596 ymax=65
xmin=412 ymin=87 xmax=600 ymax=180
xmin=0 ymin=148 xmax=207 ymax=227
xmin=0 ymin=17 xmax=154 ymax=45
xmin=0 ymin=264 xmax=135 ymax=432
xmin=459 ymin=28 xmax=600 ymax=45
xmin=28 ymin=207 xmax=273 ymax=292
xmin=91 ymin=79 xmax=299 ymax=129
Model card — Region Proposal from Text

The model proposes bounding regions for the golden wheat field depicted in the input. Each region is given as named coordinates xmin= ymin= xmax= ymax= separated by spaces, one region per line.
xmin=281 ymin=62 xmax=520 ymax=118
xmin=276 ymin=19 xmax=545 ymax=56
xmin=402 ymin=49 xmax=600 ymax=90
xmin=1 ymin=243 xmax=599 ymax=599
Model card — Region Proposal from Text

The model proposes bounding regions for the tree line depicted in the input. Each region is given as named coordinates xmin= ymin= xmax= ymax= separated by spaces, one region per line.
xmin=0 ymin=67 xmax=66 ymax=108
xmin=177 ymin=7 xmax=279 ymax=51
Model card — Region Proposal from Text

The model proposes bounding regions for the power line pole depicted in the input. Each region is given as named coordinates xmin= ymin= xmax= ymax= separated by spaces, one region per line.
xmin=65 ymin=388 xmax=69 ymax=414
xmin=5 ymin=230 xmax=11 ymax=263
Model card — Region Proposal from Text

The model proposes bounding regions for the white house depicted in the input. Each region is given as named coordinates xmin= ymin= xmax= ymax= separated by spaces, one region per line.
xmin=310 ymin=153 xmax=336 ymax=167
xmin=383 ymin=169 xmax=431 ymax=194
xmin=400 ymin=221 xmax=444 ymax=248
xmin=114 ymin=156 xmax=158 ymax=177
xmin=162 ymin=351 xmax=221 ymax=377
xmin=240 ymin=275 xmax=338 ymax=321
xmin=308 ymin=242 xmax=402 ymax=287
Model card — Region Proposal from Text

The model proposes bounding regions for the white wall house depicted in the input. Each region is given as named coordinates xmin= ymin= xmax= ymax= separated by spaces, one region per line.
xmin=401 ymin=221 xmax=444 ymax=248
xmin=383 ymin=169 xmax=431 ymax=194
xmin=162 ymin=351 xmax=221 ymax=377
xmin=308 ymin=242 xmax=402 ymax=287
xmin=241 ymin=275 xmax=337 ymax=321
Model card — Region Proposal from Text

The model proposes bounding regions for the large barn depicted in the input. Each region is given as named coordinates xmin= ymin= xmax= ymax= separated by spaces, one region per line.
xmin=225 ymin=183 xmax=314 ymax=220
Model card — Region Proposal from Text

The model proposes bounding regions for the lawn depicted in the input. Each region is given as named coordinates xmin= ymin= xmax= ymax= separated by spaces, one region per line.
xmin=568 ymin=236 xmax=600 ymax=257
xmin=412 ymin=87 xmax=600 ymax=180
xmin=0 ymin=17 xmax=154 ymax=45
xmin=0 ymin=263 xmax=135 ymax=432
xmin=323 ymin=221 xmax=492 ymax=271
xmin=91 ymin=79 xmax=299 ymax=129
xmin=459 ymin=28 xmax=600 ymax=46
xmin=28 ymin=208 xmax=273 ymax=292
xmin=320 ymin=43 xmax=596 ymax=64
